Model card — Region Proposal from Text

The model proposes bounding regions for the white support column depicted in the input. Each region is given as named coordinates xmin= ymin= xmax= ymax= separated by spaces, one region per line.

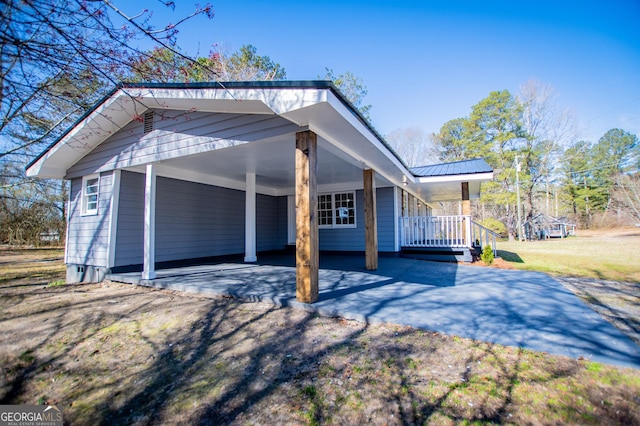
xmin=244 ymin=172 xmax=257 ymax=263
xmin=393 ymin=186 xmax=400 ymax=252
xmin=143 ymin=164 xmax=156 ymax=280
xmin=107 ymin=170 xmax=121 ymax=268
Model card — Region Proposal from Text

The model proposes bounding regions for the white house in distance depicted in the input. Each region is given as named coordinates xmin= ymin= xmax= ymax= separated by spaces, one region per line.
xmin=27 ymin=81 xmax=493 ymax=303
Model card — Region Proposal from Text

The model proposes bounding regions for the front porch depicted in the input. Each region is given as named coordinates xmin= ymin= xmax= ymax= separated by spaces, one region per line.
xmin=400 ymin=215 xmax=498 ymax=262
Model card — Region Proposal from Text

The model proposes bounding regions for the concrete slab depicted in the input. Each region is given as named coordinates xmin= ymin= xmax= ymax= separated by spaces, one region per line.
xmin=108 ymin=255 xmax=640 ymax=369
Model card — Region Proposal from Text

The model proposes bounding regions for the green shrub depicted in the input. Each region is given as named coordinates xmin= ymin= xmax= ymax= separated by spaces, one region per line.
xmin=481 ymin=245 xmax=494 ymax=265
xmin=47 ymin=279 xmax=65 ymax=287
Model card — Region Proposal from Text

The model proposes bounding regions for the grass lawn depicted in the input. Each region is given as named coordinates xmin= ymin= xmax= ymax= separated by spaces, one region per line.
xmin=497 ymin=227 xmax=640 ymax=283
xmin=1 ymin=244 xmax=639 ymax=424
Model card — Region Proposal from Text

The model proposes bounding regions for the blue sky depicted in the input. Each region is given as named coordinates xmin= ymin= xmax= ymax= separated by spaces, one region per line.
xmin=127 ymin=0 xmax=640 ymax=142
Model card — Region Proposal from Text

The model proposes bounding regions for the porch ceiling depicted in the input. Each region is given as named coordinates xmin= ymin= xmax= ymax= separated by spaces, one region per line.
xmin=140 ymin=134 xmax=393 ymax=196
xmin=413 ymin=180 xmax=483 ymax=203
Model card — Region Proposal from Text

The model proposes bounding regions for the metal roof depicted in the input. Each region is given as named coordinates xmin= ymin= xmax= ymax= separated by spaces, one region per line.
xmin=410 ymin=158 xmax=493 ymax=177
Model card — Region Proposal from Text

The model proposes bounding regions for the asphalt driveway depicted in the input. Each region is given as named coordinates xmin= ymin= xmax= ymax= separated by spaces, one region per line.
xmin=108 ymin=255 xmax=640 ymax=369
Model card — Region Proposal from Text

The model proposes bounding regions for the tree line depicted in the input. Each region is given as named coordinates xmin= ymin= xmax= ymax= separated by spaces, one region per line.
xmin=2 ymin=1 xmax=637 ymax=246
xmin=423 ymin=81 xmax=639 ymax=238
xmin=0 ymin=0 xmax=369 ymax=245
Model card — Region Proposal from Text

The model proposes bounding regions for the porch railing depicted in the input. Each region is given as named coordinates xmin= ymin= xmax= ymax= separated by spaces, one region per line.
xmin=401 ymin=215 xmax=471 ymax=248
xmin=401 ymin=216 xmax=499 ymax=255
xmin=471 ymin=221 xmax=499 ymax=256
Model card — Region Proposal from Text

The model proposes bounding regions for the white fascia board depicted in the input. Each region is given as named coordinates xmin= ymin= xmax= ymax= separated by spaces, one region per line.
xmin=123 ymin=87 xmax=327 ymax=117
xmin=263 ymin=88 xmax=328 ymax=116
xmin=125 ymin=87 xmax=273 ymax=114
xmin=28 ymin=86 xmax=323 ymax=179
xmin=150 ymin=163 xmax=281 ymax=197
xmin=27 ymin=90 xmax=141 ymax=178
xmin=279 ymin=181 xmax=394 ymax=197
xmin=416 ymin=172 xmax=494 ymax=184
xmin=324 ymin=93 xmax=415 ymax=185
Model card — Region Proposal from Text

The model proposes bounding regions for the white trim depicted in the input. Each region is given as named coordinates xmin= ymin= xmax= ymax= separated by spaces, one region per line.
xmin=244 ymin=172 xmax=257 ymax=263
xmin=318 ymin=190 xmax=357 ymax=229
xmin=26 ymin=87 xmax=312 ymax=179
xmin=287 ymin=195 xmax=296 ymax=245
xmin=317 ymin=181 xmax=364 ymax=194
xmin=106 ymin=170 xmax=121 ymax=268
xmin=128 ymin=167 xmax=396 ymax=198
xmin=393 ymin=186 xmax=400 ymax=252
xmin=150 ymin=164 xmax=282 ymax=197
xmin=64 ymin=182 xmax=71 ymax=265
xmin=281 ymin=181 xmax=393 ymax=197
xmin=325 ymin=93 xmax=414 ymax=179
xmin=142 ymin=164 xmax=156 ymax=280
xmin=80 ymin=174 xmax=100 ymax=216
xmin=416 ymin=172 xmax=494 ymax=184
xmin=26 ymin=92 xmax=136 ymax=179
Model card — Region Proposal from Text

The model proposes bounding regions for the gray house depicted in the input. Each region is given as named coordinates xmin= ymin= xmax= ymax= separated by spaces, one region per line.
xmin=27 ymin=81 xmax=493 ymax=303
xmin=523 ymin=213 xmax=577 ymax=240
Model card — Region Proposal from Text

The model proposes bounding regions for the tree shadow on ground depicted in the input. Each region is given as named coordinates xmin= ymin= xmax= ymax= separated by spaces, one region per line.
xmin=3 ymin=280 xmax=639 ymax=425
xmin=497 ymin=250 xmax=524 ymax=263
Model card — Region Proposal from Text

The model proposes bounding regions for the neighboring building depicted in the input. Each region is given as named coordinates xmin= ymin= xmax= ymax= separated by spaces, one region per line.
xmin=523 ymin=213 xmax=577 ymax=240
xmin=27 ymin=81 xmax=493 ymax=303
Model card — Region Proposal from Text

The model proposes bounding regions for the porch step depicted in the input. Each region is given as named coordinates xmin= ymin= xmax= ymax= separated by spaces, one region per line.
xmin=401 ymin=246 xmax=478 ymax=263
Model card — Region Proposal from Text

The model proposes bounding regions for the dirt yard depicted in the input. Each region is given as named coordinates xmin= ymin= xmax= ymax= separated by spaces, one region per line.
xmin=1 ymin=247 xmax=640 ymax=425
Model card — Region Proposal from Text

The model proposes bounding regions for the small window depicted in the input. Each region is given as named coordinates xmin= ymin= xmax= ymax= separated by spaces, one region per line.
xmin=318 ymin=191 xmax=356 ymax=228
xmin=81 ymin=175 xmax=99 ymax=215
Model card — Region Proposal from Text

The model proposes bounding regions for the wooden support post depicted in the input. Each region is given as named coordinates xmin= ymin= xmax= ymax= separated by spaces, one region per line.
xmin=461 ymin=182 xmax=471 ymax=215
xmin=364 ymin=168 xmax=378 ymax=270
xmin=295 ymin=131 xmax=318 ymax=303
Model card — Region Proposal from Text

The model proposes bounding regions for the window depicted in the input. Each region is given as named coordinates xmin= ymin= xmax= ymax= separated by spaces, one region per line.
xmin=318 ymin=191 xmax=356 ymax=228
xmin=318 ymin=194 xmax=333 ymax=226
xmin=82 ymin=175 xmax=99 ymax=215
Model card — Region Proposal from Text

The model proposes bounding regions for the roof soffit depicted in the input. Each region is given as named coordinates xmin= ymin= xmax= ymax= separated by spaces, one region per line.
xmin=26 ymin=86 xmax=333 ymax=179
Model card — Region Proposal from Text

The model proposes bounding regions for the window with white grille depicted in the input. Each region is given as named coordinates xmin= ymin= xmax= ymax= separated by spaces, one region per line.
xmin=318 ymin=191 xmax=356 ymax=228
xmin=81 ymin=174 xmax=99 ymax=216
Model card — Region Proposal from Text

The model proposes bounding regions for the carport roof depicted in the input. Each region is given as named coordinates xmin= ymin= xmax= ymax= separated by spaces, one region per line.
xmin=25 ymin=80 xmax=493 ymax=203
xmin=411 ymin=158 xmax=493 ymax=177
xmin=26 ymin=80 xmax=402 ymax=173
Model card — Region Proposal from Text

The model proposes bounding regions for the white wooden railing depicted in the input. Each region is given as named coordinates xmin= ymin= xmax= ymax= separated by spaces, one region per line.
xmin=401 ymin=216 xmax=499 ymax=255
xmin=401 ymin=215 xmax=471 ymax=248
xmin=471 ymin=221 xmax=499 ymax=256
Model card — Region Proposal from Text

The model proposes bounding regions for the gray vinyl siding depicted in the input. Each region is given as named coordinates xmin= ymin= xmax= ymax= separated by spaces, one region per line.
xmin=256 ymin=194 xmax=288 ymax=252
xmin=377 ymin=187 xmax=396 ymax=252
xmin=275 ymin=196 xmax=289 ymax=248
xmin=66 ymin=172 xmax=113 ymax=266
xmin=66 ymin=110 xmax=299 ymax=178
xmin=114 ymin=171 xmax=144 ymax=266
xmin=155 ymin=177 xmax=245 ymax=262
xmin=113 ymin=172 xmax=286 ymax=267
xmin=319 ymin=187 xmax=396 ymax=253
